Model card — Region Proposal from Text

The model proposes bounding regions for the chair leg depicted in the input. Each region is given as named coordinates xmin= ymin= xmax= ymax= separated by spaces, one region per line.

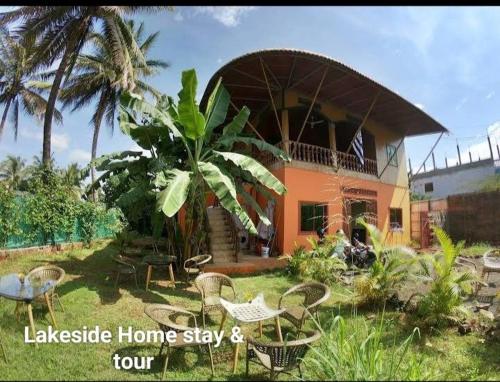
xmin=0 ymin=336 xmax=7 ymax=363
xmin=159 ymin=341 xmax=165 ymax=357
xmin=298 ymin=363 xmax=303 ymax=379
xmin=161 ymin=347 xmax=170 ymax=381
xmin=114 ymin=272 xmax=120 ymax=288
xmin=270 ymin=368 xmax=276 ymax=381
xmin=315 ymin=311 xmax=321 ymax=328
xmin=207 ymin=343 xmax=215 ymax=376
xmin=202 ymin=309 xmax=206 ymax=329
xmin=245 ymin=343 xmax=250 ymax=376
xmin=134 ymin=272 xmax=139 ymax=289
xmin=54 ymin=293 xmax=64 ymax=313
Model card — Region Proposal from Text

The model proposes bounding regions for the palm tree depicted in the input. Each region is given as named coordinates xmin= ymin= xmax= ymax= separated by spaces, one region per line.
xmin=0 ymin=155 xmax=28 ymax=190
xmin=0 ymin=6 xmax=172 ymax=166
xmin=59 ymin=20 xmax=168 ymax=197
xmin=0 ymin=31 xmax=62 ymax=139
xmin=32 ymin=153 xmax=55 ymax=170
xmin=60 ymin=162 xmax=83 ymax=199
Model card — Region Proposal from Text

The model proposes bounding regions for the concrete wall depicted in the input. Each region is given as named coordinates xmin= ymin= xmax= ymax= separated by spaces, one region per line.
xmin=269 ymin=165 xmax=411 ymax=255
xmin=411 ymin=159 xmax=496 ymax=199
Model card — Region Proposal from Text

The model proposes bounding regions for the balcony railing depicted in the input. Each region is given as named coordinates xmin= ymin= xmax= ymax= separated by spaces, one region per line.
xmin=259 ymin=140 xmax=378 ymax=176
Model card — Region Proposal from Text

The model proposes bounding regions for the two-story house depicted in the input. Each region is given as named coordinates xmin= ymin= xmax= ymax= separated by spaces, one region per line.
xmin=201 ymin=49 xmax=448 ymax=257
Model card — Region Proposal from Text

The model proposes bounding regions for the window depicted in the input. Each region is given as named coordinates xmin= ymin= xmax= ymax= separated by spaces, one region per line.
xmin=389 ymin=208 xmax=403 ymax=231
xmin=300 ymin=202 xmax=327 ymax=232
xmin=386 ymin=144 xmax=398 ymax=166
xmin=424 ymin=182 xmax=434 ymax=193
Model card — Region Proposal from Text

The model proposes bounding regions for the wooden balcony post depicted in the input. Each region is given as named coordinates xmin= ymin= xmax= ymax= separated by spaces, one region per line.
xmin=281 ymin=109 xmax=289 ymax=154
xmin=328 ymin=121 xmax=337 ymax=167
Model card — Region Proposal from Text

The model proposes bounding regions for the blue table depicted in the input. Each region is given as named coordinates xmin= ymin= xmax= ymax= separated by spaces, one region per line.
xmin=0 ymin=273 xmax=57 ymax=347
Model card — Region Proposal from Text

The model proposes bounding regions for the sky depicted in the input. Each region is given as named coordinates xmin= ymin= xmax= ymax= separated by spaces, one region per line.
xmin=0 ymin=6 xmax=499 ymax=172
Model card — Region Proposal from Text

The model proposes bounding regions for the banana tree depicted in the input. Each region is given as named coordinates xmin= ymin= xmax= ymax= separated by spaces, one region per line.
xmin=91 ymin=68 xmax=289 ymax=261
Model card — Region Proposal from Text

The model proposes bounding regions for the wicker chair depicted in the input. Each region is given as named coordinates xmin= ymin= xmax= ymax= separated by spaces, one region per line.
xmin=278 ymin=282 xmax=330 ymax=330
xmin=194 ymin=272 xmax=236 ymax=328
xmin=246 ymin=330 xmax=321 ymax=380
xmin=26 ymin=265 xmax=65 ymax=312
xmin=482 ymin=249 xmax=500 ymax=281
xmin=144 ymin=304 xmax=214 ymax=380
xmin=183 ymin=254 xmax=212 ymax=283
xmin=113 ymin=255 xmax=139 ymax=289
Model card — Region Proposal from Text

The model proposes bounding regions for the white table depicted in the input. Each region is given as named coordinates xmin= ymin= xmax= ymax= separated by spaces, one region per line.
xmin=219 ymin=293 xmax=285 ymax=373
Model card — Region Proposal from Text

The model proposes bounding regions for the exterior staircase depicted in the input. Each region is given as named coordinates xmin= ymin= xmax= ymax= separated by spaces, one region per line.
xmin=207 ymin=206 xmax=237 ymax=263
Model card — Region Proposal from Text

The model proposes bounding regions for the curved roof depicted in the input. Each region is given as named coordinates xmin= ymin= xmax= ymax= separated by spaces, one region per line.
xmin=201 ymin=49 xmax=447 ymax=137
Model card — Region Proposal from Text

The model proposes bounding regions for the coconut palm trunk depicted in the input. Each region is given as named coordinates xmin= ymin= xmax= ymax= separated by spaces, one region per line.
xmin=90 ymin=89 xmax=110 ymax=202
xmin=0 ymin=99 xmax=11 ymax=138
xmin=41 ymin=17 xmax=90 ymax=166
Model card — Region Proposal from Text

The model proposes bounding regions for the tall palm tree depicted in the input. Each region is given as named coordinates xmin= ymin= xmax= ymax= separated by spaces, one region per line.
xmin=60 ymin=162 xmax=83 ymax=199
xmin=59 ymin=20 xmax=168 ymax=195
xmin=0 ymin=155 xmax=28 ymax=190
xmin=0 ymin=6 xmax=172 ymax=166
xmin=0 ymin=31 xmax=62 ymax=139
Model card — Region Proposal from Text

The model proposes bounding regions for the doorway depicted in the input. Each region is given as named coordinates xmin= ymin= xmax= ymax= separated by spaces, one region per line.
xmin=350 ymin=200 xmax=368 ymax=243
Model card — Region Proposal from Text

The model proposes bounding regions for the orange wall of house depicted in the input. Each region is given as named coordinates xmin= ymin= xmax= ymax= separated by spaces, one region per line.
xmin=276 ymin=166 xmax=411 ymax=255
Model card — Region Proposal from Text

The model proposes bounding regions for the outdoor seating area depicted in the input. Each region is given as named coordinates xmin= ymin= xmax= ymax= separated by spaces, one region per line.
xmin=0 ymin=242 xmax=332 ymax=380
xmin=0 ymin=239 xmax=500 ymax=380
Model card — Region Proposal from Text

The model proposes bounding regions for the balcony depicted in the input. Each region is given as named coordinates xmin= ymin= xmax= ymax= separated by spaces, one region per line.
xmin=259 ymin=140 xmax=378 ymax=176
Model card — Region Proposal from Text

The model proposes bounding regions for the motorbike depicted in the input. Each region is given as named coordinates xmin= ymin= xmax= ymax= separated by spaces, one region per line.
xmin=343 ymin=237 xmax=377 ymax=269
xmin=328 ymin=231 xmax=377 ymax=269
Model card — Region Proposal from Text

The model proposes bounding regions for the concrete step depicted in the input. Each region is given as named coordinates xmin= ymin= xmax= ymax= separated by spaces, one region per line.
xmin=207 ymin=208 xmax=225 ymax=216
xmin=210 ymin=240 xmax=234 ymax=248
xmin=208 ymin=223 xmax=229 ymax=230
xmin=207 ymin=217 xmax=227 ymax=225
xmin=210 ymin=242 xmax=234 ymax=251
xmin=212 ymin=249 xmax=235 ymax=257
xmin=209 ymin=226 xmax=232 ymax=234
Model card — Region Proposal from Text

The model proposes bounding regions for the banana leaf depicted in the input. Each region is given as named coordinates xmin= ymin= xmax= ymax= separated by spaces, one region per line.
xmin=177 ymin=69 xmax=205 ymax=140
xmin=213 ymin=151 xmax=286 ymax=195
xmin=198 ymin=161 xmax=257 ymax=234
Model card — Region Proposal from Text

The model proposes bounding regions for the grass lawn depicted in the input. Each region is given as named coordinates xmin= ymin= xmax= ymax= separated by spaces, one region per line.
xmin=0 ymin=240 xmax=499 ymax=380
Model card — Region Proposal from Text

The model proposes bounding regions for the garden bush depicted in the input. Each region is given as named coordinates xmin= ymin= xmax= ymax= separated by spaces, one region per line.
xmin=354 ymin=219 xmax=415 ymax=307
xmin=75 ymin=202 xmax=106 ymax=246
xmin=411 ymin=226 xmax=477 ymax=328
xmin=24 ymin=167 xmax=78 ymax=245
xmin=0 ymin=167 xmax=124 ymax=249
xmin=0 ymin=183 xmax=20 ymax=247
xmin=283 ymin=235 xmax=347 ymax=285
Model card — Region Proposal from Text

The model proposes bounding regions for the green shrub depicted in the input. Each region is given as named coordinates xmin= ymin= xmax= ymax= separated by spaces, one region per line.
xmin=413 ymin=226 xmax=476 ymax=328
xmin=284 ymin=244 xmax=308 ymax=276
xmin=281 ymin=235 xmax=347 ymax=284
xmin=304 ymin=313 xmax=433 ymax=380
xmin=76 ymin=202 xmax=105 ymax=246
xmin=24 ymin=167 xmax=77 ymax=245
xmin=299 ymin=256 xmax=347 ymax=284
xmin=0 ymin=184 xmax=20 ymax=247
xmin=354 ymin=219 xmax=415 ymax=306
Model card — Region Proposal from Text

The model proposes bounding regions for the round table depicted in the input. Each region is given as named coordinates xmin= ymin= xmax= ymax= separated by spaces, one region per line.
xmin=219 ymin=293 xmax=285 ymax=373
xmin=142 ymin=255 xmax=177 ymax=291
xmin=0 ymin=273 xmax=57 ymax=348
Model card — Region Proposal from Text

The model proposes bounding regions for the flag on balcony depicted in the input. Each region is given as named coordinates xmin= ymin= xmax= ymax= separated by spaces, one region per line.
xmin=353 ymin=130 xmax=365 ymax=165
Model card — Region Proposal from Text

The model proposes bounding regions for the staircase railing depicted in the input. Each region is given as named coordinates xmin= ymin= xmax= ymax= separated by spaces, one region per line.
xmin=222 ymin=208 xmax=240 ymax=263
